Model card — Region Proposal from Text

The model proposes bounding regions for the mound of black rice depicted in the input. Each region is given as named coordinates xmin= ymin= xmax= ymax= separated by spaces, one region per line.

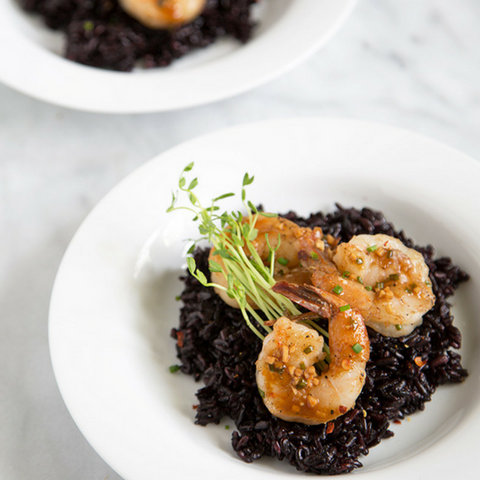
xmin=20 ymin=0 xmax=257 ymax=71
xmin=171 ymin=205 xmax=468 ymax=475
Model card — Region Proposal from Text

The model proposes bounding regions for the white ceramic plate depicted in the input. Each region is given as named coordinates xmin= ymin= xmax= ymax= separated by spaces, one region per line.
xmin=0 ymin=0 xmax=356 ymax=113
xmin=50 ymin=118 xmax=480 ymax=480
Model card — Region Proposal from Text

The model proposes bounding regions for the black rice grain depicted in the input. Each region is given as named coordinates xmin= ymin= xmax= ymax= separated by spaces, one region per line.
xmin=171 ymin=205 xmax=469 ymax=475
xmin=19 ymin=0 xmax=258 ymax=71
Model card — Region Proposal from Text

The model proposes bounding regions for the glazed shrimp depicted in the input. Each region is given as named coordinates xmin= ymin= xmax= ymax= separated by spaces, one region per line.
xmin=256 ymin=282 xmax=370 ymax=425
xmin=210 ymin=215 xmax=332 ymax=309
xmin=119 ymin=0 xmax=206 ymax=29
xmin=313 ymin=234 xmax=435 ymax=337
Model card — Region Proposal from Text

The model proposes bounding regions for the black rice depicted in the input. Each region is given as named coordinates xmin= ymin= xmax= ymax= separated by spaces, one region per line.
xmin=171 ymin=205 xmax=469 ymax=475
xmin=19 ymin=0 xmax=258 ymax=71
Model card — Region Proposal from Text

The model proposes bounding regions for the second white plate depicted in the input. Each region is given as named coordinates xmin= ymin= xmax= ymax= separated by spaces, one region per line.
xmin=0 ymin=0 xmax=356 ymax=112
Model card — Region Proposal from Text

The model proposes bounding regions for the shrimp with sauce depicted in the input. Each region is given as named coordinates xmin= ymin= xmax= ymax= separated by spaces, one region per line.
xmin=256 ymin=282 xmax=370 ymax=425
xmin=210 ymin=215 xmax=332 ymax=309
xmin=119 ymin=0 xmax=206 ymax=29
xmin=312 ymin=234 xmax=435 ymax=337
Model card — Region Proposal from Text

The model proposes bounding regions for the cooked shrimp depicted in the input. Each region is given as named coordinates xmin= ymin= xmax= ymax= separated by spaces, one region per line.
xmin=119 ymin=0 xmax=206 ymax=29
xmin=256 ymin=282 xmax=370 ymax=425
xmin=210 ymin=215 xmax=332 ymax=308
xmin=313 ymin=234 xmax=435 ymax=337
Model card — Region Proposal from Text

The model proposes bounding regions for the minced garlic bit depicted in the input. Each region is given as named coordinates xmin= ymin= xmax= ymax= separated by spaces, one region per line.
xmin=265 ymin=344 xmax=332 ymax=409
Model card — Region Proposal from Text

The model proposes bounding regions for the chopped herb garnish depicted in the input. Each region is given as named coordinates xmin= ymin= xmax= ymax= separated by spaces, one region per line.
xmin=395 ymin=324 xmax=403 ymax=331
xmin=258 ymin=388 xmax=265 ymax=398
xmin=314 ymin=361 xmax=327 ymax=374
xmin=332 ymin=285 xmax=343 ymax=295
xmin=351 ymin=343 xmax=363 ymax=354
xmin=365 ymin=285 xmax=372 ymax=291
xmin=310 ymin=252 xmax=319 ymax=260
xmin=342 ymin=271 xmax=351 ymax=278
xmin=356 ymin=258 xmax=364 ymax=265
xmin=269 ymin=364 xmax=285 ymax=374
xmin=339 ymin=304 xmax=351 ymax=312
xmin=175 ymin=295 xmax=181 ymax=301
xmin=303 ymin=346 xmax=313 ymax=354
xmin=277 ymin=257 xmax=289 ymax=266
xmin=296 ymin=379 xmax=308 ymax=390
xmin=387 ymin=249 xmax=394 ymax=258
xmin=366 ymin=245 xmax=378 ymax=253
xmin=425 ymin=281 xmax=432 ymax=286
xmin=169 ymin=365 xmax=181 ymax=373
xmin=357 ymin=276 xmax=363 ymax=285
xmin=389 ymin=273 xmax=400 ymax=281
xmin=375 ymin=282 xmax=384 ymax=290
xmin=83 ymin=20 xmax=94 ymax=31
xmin=300 ymin=362 xmax=306 ymax=370
xmin=225 ymin=425 xmax=230 ymax=430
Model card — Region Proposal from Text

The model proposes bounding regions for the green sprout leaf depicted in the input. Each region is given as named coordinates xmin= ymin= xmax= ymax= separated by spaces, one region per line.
xmin=209 ymin=260 xmax=223 ymax=273
xmin=243 ymin=173 xmax=254 ymax=186
xmin=186 ymin=257 xmax=196 ymax=275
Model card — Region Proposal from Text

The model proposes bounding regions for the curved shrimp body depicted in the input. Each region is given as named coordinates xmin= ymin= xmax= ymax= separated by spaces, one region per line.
xmin=119 ymin=0 xmax=206 ymax=29
xmin=256 ymin=282 xmax=370 ymax=425
xmin=314 ymin=234 xmax=435 ymax=337
xmin=210 ymin=215 xmax=332 ymax=309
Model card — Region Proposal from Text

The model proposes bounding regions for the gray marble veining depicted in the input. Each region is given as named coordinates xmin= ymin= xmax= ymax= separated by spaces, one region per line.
xmin=1 ymin=0 xmax=479 ymax=479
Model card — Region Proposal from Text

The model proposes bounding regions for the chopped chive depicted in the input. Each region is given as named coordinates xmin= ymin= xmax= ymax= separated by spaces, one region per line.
xmin=300 ymin=362 xmax=306 ymax=370
xmin=389 ymin=273 xmax=400 ymax=281
xmin=357 ymin=276 xmax=363 ymax=285
xmin=395 ymin=324 xmax=403 ymax=331
xmin=225 ymin=425 xmax=230 ymax=430
xmin=351 ymin=343 xmax=363 ymax=354
xmin=314 ymin=361 xmax=325 ymax=374
xmin=339 ymin=304 xmax=351 ymax=312
xmin=310 ymin=252 xmax=319 ymax=260
xmin=366 ymin=245 xmax=378 ymax=253
xmin=277 ymin=257 xmax=289 ymax=266
xmin=375 ymin=282 xmax=384 ymax=290
xmin=332 ymin=285 xmax=343 ymax=295
xmin=303 ymin=346 xmax=313 ymax=354
xmin=269 ymin=364 xmax=285 ymax=374
xmin=295 ymin=379 xmax=308 ymax=390
xmin=387 ymin=249 xmax=394 ymax=258
xmin=425 ymin=281 xmax=432 ymax=286
xmin=175 ymin=295 xmax=181 ymax=301
xmin=365 ymin=285 xmax=372 ymax=291
xmin=169 ymin=365 xmax=181 ymax=373
xmin=342 ymin=271 xmax=351 ymax=278
xmin=356 ymin=258 xmax=364 ymax=265
xmin=83 ymin=20 xmax=94 ymax=31
xmin=259 ymin=388 xmax=265 ymax=398
xmin=405 ymin=288 xmax=412 ymax=294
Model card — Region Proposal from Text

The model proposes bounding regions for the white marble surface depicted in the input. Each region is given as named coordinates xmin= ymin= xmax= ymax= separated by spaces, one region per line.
xmin=1 ymin=0 xmax=479 ymax=479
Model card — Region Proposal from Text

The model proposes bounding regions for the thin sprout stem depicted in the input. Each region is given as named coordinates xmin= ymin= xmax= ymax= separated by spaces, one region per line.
xmin=224 ymin=260 xmax=283 ymax=320
xmin=245 ymin=304 xmax=272 ymax=334
xmin=238 ymin=307 xmax=265 ymax=340
xmin=302 ymin=319 xmax=329 ymax=338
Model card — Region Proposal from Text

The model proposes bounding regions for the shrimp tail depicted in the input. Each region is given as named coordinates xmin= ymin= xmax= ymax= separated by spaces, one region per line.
xmin=272 ymin=281 xmax=335 ymax=318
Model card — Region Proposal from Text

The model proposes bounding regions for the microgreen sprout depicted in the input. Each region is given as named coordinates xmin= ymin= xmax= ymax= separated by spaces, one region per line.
xmin=167 ymin=163 xmax=303 ymax=341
